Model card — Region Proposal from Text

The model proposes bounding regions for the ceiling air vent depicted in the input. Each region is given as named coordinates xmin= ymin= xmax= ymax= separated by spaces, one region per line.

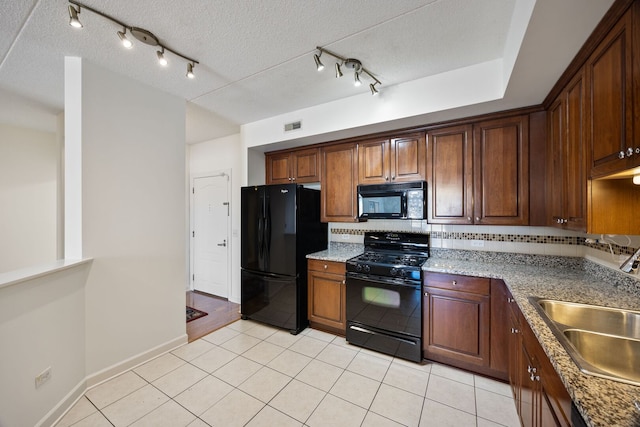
xmin=284 ymin=121 xmax=302 ymax=132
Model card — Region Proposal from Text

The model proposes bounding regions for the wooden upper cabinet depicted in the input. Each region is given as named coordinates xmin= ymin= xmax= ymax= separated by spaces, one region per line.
xmin=321 ymin=143 xmax=358 ymax=222
xmin=358 ymin=138 xmax=390 ymax=184
xmin=474 ymin=116 xmax=529 ymax=225
xmin=265 ymin=147 xmax=320 ymax=184
xmin=548 ymin=71 xmax=587 ymax=231
xmin=358 ymin=133 xmax=426 ymax=184
xmin=587 ymin=8 xmax=636 ymax=177
xmin=426 ymin=125 xmax=474 ymax=224
xmin=391 ymin=134 xmax=427 ymax=182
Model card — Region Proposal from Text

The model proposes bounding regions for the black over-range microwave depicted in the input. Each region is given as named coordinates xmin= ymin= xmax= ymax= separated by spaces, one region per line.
xmin=357 ymin=181 xmax=427 ymax=220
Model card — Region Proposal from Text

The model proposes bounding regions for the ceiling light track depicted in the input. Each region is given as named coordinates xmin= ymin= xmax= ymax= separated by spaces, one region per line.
xmin=314 ymin=46 xmax=381 ymax=95
xmin=67 ymin=0 xmax=199 ymax=79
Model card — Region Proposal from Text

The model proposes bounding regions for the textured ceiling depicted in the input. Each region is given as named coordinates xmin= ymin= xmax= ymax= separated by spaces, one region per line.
xmin=0 ymin=0 xmax=614 ymax=142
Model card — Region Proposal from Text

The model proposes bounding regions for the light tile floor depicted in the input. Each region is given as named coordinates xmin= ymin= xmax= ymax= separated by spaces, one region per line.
xmin=55 ymin=320 xmax=520 ymax=427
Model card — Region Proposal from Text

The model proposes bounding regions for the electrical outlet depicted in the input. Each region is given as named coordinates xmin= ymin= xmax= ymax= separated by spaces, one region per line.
xmin=35 ymin=367 xmax=51 ymax=388
xmin=341 ymin=234 xmax=351 ymax=241
xmin=470 ymin=240 xmax=485 ymax=247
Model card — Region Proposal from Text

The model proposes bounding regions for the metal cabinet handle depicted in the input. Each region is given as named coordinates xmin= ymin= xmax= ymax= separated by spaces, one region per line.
xmin=510 ymin=327 xmax=519 ymax=334
xmin=507 ymin=297 xmax=515 ymax=303
xmin=217 ymin=240 xmax=227 ymax=247
xmin=467 ymin=217 xmax=472 ymax=221
xmin=619 ymin=151 xmax=626 ymax=159
xmin=424 ymin=292 xmax=429 ymax=297
xmin=385 ymin=176 xmax=389 ymax=181
xmin=452 ymin=280 xmax=457 ymax=286
xmin=323 ymin=264 xmax=328 ymax=269
xmin=530 ymin=373 xmax=540 ymax=382
xmin=627 ymin=147 xmax=634 ymax=157
xmin=635 ymin=147 xmax=640 ymax=155
xmin=475 ymin=217 xmax=480 ymax=221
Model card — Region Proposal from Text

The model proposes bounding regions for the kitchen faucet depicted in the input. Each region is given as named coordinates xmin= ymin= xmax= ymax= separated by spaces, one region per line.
xmin=619 ymin=247 xmax=640 ymax=274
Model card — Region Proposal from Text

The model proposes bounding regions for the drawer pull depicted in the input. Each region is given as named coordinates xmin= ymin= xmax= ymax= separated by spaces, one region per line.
xmin=507 ymin=297 xmax=515 ymax=303
xmin=323 ymin=264 xmax=328 ymax=269
xmin=510 ymin=327 xmax=519 ymax=334
xmin=452 ymin=280 xmax=457 ymax=286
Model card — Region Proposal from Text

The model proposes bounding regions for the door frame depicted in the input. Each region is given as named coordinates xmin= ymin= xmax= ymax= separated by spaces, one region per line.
xmin=189 ymin=169 xmax=232 ymax=297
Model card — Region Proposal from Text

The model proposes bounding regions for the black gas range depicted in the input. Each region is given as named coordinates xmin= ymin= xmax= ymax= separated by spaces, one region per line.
xmin=345 ymin=232 xmax=429 ymax=362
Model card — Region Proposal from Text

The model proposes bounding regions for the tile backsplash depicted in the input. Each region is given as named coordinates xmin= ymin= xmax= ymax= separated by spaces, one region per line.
xmin=329 ymin=220 xmax=640 ymax=272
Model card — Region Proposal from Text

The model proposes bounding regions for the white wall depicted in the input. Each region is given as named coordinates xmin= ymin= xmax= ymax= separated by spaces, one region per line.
xmin=0 ymin=123 xmax=58 ymax=272
xmin=189 ymin=134 xmax=243 ymax=303
xmin=66 ymin=59 xmax=188 ymax=377
xmin=0 ymin=262 xmax=90 ymax=427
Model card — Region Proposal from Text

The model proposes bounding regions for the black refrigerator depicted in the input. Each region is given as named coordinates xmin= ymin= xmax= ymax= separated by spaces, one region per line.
xmin=241 ymin=184 xmax=327 ymax=334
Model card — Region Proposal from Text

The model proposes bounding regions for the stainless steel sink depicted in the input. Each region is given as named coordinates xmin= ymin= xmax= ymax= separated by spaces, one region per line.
xmin=530 ymin=297 xmax=640 ymax=386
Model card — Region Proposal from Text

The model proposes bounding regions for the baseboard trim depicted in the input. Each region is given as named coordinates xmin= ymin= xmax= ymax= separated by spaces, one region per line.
xmin=36 ymin=378 xmax=87 ymax=427
xmin=41 ymin=334 xmax=187 ymax=427
xmin=86 ymin=334 xmax=188 ymax=388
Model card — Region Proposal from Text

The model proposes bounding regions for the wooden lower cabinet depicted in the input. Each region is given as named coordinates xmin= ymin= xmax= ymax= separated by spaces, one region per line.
xmin=423 ymin=273 xmax=492 ymax=369
xmin=507 ymin=290 xmax=573 ymax=427
xmin=307 ymin=259 xmax=346 ymax=335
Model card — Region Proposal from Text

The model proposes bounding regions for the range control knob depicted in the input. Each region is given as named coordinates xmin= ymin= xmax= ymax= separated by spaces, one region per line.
xmin=356 ymin=264 xmax=362 ymax=272
xmin=390 ymin=268 xmax=398 ymax=276
xmin=363 ymin=265 xmax=371 ymax=273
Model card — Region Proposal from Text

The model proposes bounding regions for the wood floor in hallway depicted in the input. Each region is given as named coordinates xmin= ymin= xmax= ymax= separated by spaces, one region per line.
xmin=186 ymin=291 xmax=240 ymax=342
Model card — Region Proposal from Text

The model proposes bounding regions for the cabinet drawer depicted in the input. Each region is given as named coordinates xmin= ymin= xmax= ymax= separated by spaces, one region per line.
xmin=424 ymin=272 xmax=490 ymax=295
xmin=308 ymin=259 xmax=346 ymax=275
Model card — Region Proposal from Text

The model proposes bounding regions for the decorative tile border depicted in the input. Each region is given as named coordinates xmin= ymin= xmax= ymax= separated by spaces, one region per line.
xmin=330 ymin=228 xmax=638 ymax=255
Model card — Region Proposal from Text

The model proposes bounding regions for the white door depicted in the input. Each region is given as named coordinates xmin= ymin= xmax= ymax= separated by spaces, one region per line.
xmin=192 ymin=174 xmax=229 ymax=297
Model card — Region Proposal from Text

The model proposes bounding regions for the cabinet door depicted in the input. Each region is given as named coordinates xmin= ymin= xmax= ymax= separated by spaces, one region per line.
xmin=564 ymin=72 xmax=587 ymax=230
xmin=426 ymin=125 xmax=473 ymax=224
xmin=358 ymin=139 xmax=390 ymax=184
xmin=321 ymin=143 xmax=358 ymax=222
xmin=587 ymin=9 xmax=634 ymax=177
xmin=489 ymin=280 xmax=509 ymax=379
xmin=423 ymin=287 xmax=490 ymax=367
xmin=308 ymin=262 xmax=346 ymax=335
xmin=266 ymin=152 xmax=293 ymax=184
xmin=390 ymin=133 xmax=426 ymax=182
xmin=474 ymin=116 xmax=529 ymax=225
xmin=548 ymin=97 xmax=564 ymax=227
xmin=292 ymin=148 xmax=320 ymax=183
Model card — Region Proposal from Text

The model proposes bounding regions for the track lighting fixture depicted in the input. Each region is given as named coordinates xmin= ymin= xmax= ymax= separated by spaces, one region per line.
xmin=66 ymin=1 xmax=199 ymax=79
xmin=117 ymin=28 xmax=133 ymax=49
xmin=68 ymin=5 xmax=82 ymax=28
xmin=314 ymin=52 xmax=325 ymax=71
xmin=313 ymin=46 xmax=381 ymax=95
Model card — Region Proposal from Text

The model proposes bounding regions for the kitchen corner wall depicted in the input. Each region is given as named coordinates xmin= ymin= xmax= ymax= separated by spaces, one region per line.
xmin=329 ymin=221 xmax=640 ymax=272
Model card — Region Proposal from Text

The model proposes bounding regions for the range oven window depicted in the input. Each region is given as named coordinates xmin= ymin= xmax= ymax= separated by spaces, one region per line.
xmin=362 ymin=286 xmax=401 ymax=308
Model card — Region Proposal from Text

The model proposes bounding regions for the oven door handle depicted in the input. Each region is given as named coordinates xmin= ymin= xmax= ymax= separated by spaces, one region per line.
xmin=349 ymin=325 xmax=418 ymax=346
xmin=346 ymin=273 xmax=421 ymax=288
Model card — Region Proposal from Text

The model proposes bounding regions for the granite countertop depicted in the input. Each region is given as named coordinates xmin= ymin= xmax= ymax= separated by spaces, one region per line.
xmin=423 ymin=254 xmax=640 ymax=427
xmin=306 ymin=242 xmax=363 ymax=262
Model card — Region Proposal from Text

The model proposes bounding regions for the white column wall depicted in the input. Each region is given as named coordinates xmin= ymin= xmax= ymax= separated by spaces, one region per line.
xmin=70 ymin=59 xmax=188 ymax=376
xmin=189 ymin=134 xmax=242 ymax=303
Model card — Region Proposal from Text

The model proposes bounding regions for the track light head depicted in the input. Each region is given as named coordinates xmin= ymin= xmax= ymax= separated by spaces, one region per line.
xmin=354 ymin=71 xmax=362 ymax=87
xmin=118 ymin=29 xmax=133 ymax=49
xmin=68 ymin=5 xmax=82 ymax=28
xmin=335 ymin=62 xmax=343 ymax=78
xmin=314 ymin=53 xmax=324 ymax=71
xmin=186 ymin=63 xmax=195 ymax=79
xmin=369 ymin=83 xmax=379 ymax=95
xmin=157 ymin=48 xmax=168 ymax=66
